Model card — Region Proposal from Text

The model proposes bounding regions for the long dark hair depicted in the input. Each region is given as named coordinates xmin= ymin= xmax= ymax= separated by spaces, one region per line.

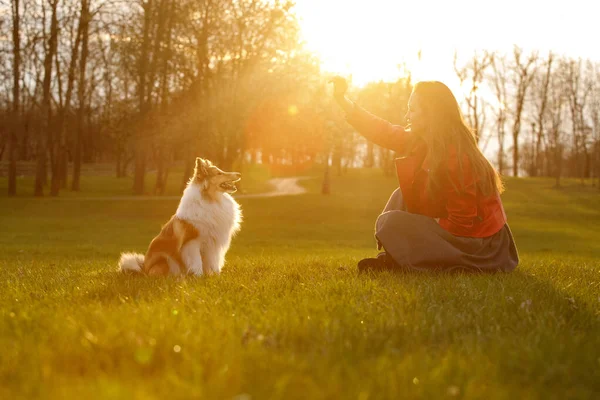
xmin=412 ymin=81 xmax=504 ymax=196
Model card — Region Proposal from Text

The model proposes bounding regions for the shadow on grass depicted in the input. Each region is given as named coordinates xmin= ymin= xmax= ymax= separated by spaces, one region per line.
xmin=360 ymin=267 xmax=599 ymax=390
xmin=364 ymin=267 xmax=595 ymax=313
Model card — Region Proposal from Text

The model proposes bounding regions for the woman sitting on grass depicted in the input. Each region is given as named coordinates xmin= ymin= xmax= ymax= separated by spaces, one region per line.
xmin=330 ymin=77 xmax=519 ymax=273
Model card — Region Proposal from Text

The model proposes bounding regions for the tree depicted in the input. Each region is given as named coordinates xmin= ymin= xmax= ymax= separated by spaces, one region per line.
xmin=35 ymin=0 xmax=60 ymax=197
xmin=7 ymin=0 xmax=22 ymax=196
xmin=528 ymin=52 xmax=554 ymax=177
xmin=51 ymin=0 xmax=84 ymax=195
xmin=508 ymin=47 xmax=537 ymax=177
xmin=131 ymin=0 xmax=153 ymax=195
xmin=72 ymin=0 xmax=91 ymax=191
xmin=454 ymin=50 xmax=494 ymax=144
xmin=546 ymin=62 xmax=567 ymax=187
xmin=490 ymin=53 xmax=509 ymax=175
xmin=563 ymin=58 xmax=594 ymax=184
xmin=588 ymin=63 xmax=600 ymax=189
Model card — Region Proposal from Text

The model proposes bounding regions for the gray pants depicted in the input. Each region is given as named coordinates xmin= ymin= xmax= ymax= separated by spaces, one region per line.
xmin=375 ymin=188 xmax=519 ymax=272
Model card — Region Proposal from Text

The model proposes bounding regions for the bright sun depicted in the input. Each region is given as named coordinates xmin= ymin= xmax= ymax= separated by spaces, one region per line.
xmin=293 ymin=0 xmax=465 ymax=89
xmin=293 ymin=0 xmax=599 ymax=91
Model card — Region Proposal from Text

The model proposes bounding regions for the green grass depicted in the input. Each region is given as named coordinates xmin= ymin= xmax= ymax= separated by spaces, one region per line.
xmin=0 ymin=170 xmax=599 ymax=399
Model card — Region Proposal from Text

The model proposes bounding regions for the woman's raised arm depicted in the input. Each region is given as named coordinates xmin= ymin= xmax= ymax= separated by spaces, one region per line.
xmin=330 ymin=76 xmax=417 ymax=154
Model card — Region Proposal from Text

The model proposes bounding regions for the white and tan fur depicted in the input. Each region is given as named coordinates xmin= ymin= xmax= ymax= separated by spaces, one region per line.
xmin=118 ymin=158 xmax=242 ymax=276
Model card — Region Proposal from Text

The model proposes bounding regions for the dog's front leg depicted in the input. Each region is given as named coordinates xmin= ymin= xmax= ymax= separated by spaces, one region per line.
xmin=181 ymin=239 xmax=203 ymax=276
xmin=201 ymin=242 xmax=224 ymax=275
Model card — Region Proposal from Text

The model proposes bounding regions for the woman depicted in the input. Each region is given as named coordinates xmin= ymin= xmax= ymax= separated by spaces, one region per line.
xmin=330 ymin=77 xmax=519 ymax=272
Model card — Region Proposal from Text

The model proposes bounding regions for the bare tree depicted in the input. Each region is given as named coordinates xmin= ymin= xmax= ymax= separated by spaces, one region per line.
xmin=152 ymin=0 xmax=175 ymax=195
xmin=508 ymin=47 xmax=538 ymax=177
xmin=0 ymin=0 xmax=348 ymax=197
xmin=587 ymin=62 xmax=600 ymax=189
xmin=50 ymin=0 xmax=84 ymax=195
xmin=71 ymin=0 xmax=90 ymax=191
xmin=7 ymin=0 xmax=22 ymax=196
xmin=546 ymin=61 xmax=567 ymax=187
xmin=490 ymin=53 xmax=509 ymax=175
xmin=130 ymin=0 xmax=154 ymax=195
xmin=454 ymin=50 xmax=494 ymax=144
xmin=529 ymin=52 xmax=554 ymax=177
xmin=564 ymin=58 xmax=593 ymax=184
xmin=35 ymin=0 xmax=60 ymax=197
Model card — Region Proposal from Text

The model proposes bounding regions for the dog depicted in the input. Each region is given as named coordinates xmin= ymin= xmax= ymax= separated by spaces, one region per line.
xmin=118 ymin=158 xmax=242 ymax=276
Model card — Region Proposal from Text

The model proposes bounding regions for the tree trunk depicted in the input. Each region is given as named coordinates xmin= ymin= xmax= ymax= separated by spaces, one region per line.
xmin=554 ymin=145 xmax=562 ymax=188
xmin=512 ymin=132 xmax=519 ymax=177
xmin=332 ymin=145 xmax=342 ymax=176
xmin=509 ymin=49 xmax=537 ymax=177
xmin=597 ymin=146 xmax=600 ymax=191
xmin=52 ymin=9 xmax=83 ymax=195
xmin=36 ymin=0 xmax=59 ymax=197
xmin=321 ymin=153 xmax=331 ymax=195
xmin=365 ymin=142 xmax=374 ymax=168
xmin=497 ymin=147 xmax=504 ymax=175
xmin=534 ymin=128 xmax=543 ymax=177
xmin=8 ymin=0 xmax=21 ymax=197
xmin=497 ymin=119 xmax=505 ymax=175
xmin=533 ymin=54 xmax=553 ymax=178
xmin=133 ymin=0 xmax=154 ymax=195
xmin=153 ymin=145 xmax=165 ymax=195
xmin=116 ymin=151 xmax=122 ymax=178
xmin=72 ymin=0 xmax=90 ymax=191
xmin=154 ymin=0 xmax=174 ymax=195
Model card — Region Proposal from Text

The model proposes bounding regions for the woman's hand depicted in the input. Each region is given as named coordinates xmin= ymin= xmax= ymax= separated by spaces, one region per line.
xmin=329 ymin=76 xmax=348 ymax=100
xmin=329 ymin=76 xmax=354 ymax=113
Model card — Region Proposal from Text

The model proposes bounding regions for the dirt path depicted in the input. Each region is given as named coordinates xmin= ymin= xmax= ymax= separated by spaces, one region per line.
xmin=238 ymin=177 xmax=309 ymax=198
xmin=51 ymin=177 xmax=310 ymax=201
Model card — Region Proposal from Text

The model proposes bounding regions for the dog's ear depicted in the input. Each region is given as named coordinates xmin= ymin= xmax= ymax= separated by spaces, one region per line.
xmin=194 ymin=157 xmax=208 ymax=178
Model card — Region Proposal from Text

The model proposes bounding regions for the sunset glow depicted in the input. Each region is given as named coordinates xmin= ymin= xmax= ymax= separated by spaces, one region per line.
xmin=294 ymin=0 xmax=599 ymax=90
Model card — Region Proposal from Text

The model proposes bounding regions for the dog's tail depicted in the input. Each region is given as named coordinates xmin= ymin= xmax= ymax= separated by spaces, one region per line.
xmin=118 ymin=252 xmax=144 ymax=273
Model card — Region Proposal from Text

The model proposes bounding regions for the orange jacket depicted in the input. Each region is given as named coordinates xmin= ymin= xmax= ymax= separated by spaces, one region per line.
xmin=347 ymin=105 xmax=507 ymax=238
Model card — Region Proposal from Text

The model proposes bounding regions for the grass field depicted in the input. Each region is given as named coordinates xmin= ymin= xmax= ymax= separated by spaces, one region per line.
xmin=1 ymin=169 xmax=599 ymax=399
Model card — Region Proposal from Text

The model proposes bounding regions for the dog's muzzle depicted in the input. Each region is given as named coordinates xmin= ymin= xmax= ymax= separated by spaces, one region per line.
xmin=220 ymin=173 xmax=241 ymax=192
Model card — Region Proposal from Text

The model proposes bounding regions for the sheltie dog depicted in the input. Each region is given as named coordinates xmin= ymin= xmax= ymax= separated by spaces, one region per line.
xmin=118 ymin=158 xmax=242 ymax=276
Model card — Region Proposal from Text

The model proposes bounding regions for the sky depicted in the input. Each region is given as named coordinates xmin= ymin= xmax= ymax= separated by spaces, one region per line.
xmin=293 ymin=0 xmax=599 ymax=87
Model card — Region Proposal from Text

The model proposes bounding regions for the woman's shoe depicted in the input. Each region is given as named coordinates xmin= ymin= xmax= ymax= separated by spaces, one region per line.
xmin=357 ymin=252 xmax=395 ymax=273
